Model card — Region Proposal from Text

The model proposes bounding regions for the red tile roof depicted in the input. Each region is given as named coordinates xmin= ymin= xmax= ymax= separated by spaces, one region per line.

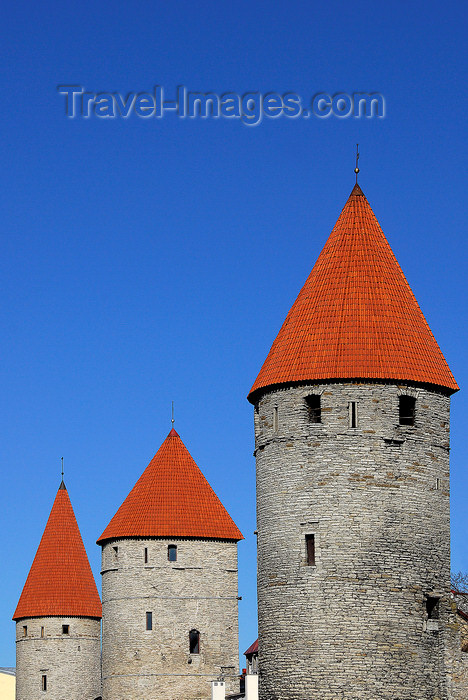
xmin=244 ymin=638 xmax=259 ymax=656
xmin=97 ymin=428 xmax=243 ymax=544
xmin=13 ymin=483 xmax=102 ymax=620
xmin=248 ymin=184 xmax=458 ymax=401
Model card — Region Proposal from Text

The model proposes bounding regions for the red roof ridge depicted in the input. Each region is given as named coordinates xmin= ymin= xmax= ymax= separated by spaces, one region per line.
xmin=13 ymin=483 xmax=102 ymax=620
xmin=97 ymin=430 xmax=243 ymax=543
xmin=248 ymin=184 xmax=458 ymax=401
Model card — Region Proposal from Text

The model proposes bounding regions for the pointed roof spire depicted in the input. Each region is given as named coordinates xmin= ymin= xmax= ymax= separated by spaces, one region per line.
xmin=13 ymin=483 xmax=102 ymax=620
xmin=97 ymin=429 xmax=243 ymax=544
xmin=248 ymin=184 xmax=458 ymax=401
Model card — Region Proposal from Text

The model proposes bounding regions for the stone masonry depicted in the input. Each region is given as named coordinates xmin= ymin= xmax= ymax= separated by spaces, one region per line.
xmin=15 ymin=616 xmax=101 ymax=700
xmin=101 ymin=537 xmax=239 ymax=700
xmin=254 ymin=381 xmax=466 ymax=700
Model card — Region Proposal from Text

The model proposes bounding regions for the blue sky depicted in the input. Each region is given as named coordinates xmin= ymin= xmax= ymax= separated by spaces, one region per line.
xmin=1 ymin=0 xmax=467 ymax=667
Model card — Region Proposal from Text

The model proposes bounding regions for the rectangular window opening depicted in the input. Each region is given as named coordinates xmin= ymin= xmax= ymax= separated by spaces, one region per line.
xmin=305 ymin=534 xmax=316 ymax=566
xmin=189 ymin=629 xmax=200 ymax=654
xmin=349 ymin=401 xmax=358 ymax=428
xmin=426 ymin=596 xmax=440 ymax=620
xmin=41 ymin=626 xmax=44 ymax=638
xmin=273 ymin=405 xmax=279 ymax=433
xmin=305 ymin=395 xmax=321 ymax=423
xmin=22 ymin=625 xmax=27 ymax=637
xmin=41 ymin=675 xmax=47 ymax=691
xmin=146 ymin=612 xmax=153 ymax=631
xmin=144 ymin=547 xmax=148 ymax=564
xmin=62 ymin=625 xmax=69 ymax=635
xmin=399 ymin=395 xmax=416 ymax=426
xmin=168 ymin=544 xmax=177 ymax=562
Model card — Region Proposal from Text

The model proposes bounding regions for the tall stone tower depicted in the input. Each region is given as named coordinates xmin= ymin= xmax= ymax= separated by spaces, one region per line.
xmin=97 ymin=427 xmax=243 ymax=700
xmin=13 ymin=480 xmax=102 ymax=700
xmin=248 ymin=183 xmax=465 ymax=699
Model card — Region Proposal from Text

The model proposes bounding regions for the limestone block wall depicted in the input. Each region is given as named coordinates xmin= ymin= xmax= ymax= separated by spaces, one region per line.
xmin=254 ymin=381 xmax=458 ymax=700
xmin=101 ymin=538 xmax=239 ymax=700
xmin=15 ymin=616 xmax=101 ymax=700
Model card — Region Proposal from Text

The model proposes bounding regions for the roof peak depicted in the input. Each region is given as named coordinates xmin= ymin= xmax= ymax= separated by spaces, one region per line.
xmin=13 ymin=486 xmax=102 ymax=620
xmin=248 ymin=184 xmax=458 ymax=400
xmin=97 ymin=429 xmax=243 ymax=543
xmin=350 ymin=182 xmax=364 ymax=196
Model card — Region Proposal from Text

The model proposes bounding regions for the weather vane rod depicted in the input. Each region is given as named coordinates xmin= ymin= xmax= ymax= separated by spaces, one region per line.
xmin=171 ymin=401 xmax=175 ymax=427
xmin=354 ymin=144 xmax=360 ymax=184
xmin=61 ymin=457 xmax=64 ymax=483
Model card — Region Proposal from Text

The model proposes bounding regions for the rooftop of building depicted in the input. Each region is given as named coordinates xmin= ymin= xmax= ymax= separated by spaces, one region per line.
xmin=248 ymin=183 xmax=458 ymax=402
xmin=13 ymin=482 xmax=102 ymax=621
xmin=97 ymin=427 xmax=243 ymax=544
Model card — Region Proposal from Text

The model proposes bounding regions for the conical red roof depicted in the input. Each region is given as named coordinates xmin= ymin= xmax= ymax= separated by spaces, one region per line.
xmin=13 ymin=483 xmax=102 ymax=620
xmin=97 ymin=429 xmax=243 ymax=543
xmin=248 ymin=184 xmax=458 ymax=401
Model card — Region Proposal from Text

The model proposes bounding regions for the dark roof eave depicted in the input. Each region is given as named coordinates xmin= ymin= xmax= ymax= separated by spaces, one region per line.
xmin=248 ymin=376 xmax=458 ymax=404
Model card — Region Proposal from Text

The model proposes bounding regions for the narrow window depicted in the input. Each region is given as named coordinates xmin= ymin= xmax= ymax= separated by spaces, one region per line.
xmin=426 ymin=596 xmax=440 ymax=620
xmin=168 ymin=544 xmax=177 ymax=562
xmin=436 ymin=478 xmax=440 ymax=491
xmin=189 ymin=629 xmax=200 ymax=654
xmin=349 ymin=401 xmax=358 ymax=428
xmin=41 ymin=626 xmax=44 ymax=638
xmin=305 ymin=534 xmax=316 ymax=566
xmin=41 ymin=675 xmax=47 ymax=691
xmin=144 ymin=547 xmax=148 ymax=564
xmin=399 ymin=395 xmax=416 ymax=426
xmin=22 ymin=625 xmax=27 ymax=637
xmin=112 ymin=545 xmax=118 ymax=563
xmin=273 ymin=405 xmax=279 ymax=433
xmin=305 ymin=395 xmax=321 ymax=423
xmin=62 ymin=625 xmax=69 ymax=635
xmin=146 ymin=612 xmax=153 ymax=631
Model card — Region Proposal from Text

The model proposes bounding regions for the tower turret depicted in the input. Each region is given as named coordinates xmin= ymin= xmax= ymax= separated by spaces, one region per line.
xmin=13 ymin=481 xmax=102 ymax=700
xmin=97 ymin=427 xmax=243 ymax=700
xmin=249 ymin=183 xmax=464 ymax=699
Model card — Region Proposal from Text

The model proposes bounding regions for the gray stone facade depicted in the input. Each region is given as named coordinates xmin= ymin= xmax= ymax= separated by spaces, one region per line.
xmin=100 ymin=537 xmax=240 ymax=700
xmin=253 ymin=381 xmax=467 ymax=699
xmin=15 ymin=616 xmax=101 ymax=700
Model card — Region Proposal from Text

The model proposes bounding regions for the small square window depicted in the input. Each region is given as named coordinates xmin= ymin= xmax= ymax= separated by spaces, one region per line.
xmin=168 ymin=545 xmax=177 ymax=562
xmin=62 ymin=625 xmax=69 ymax=635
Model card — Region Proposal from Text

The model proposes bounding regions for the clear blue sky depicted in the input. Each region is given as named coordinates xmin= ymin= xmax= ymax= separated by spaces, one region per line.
xmin=1 ymin=0 xmax=467 ymax=668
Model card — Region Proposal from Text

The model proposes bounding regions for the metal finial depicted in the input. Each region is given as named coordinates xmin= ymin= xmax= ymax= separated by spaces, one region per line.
xmin=171 ymin=401 xmax=175 ymax=427
xmin=59 ymin=457 xmax=66 ymax=489
xmin=354 ymin=143 xmax=360 ymax=183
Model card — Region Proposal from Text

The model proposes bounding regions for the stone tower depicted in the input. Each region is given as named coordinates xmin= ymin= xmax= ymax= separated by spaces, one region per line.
xmin=13 ymin=480 xmax=102 ymax=700
xmin=248 ymin=183 xmax=466 ymax=699
xmin=97 ymin=427 xmax=243 ymax=700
